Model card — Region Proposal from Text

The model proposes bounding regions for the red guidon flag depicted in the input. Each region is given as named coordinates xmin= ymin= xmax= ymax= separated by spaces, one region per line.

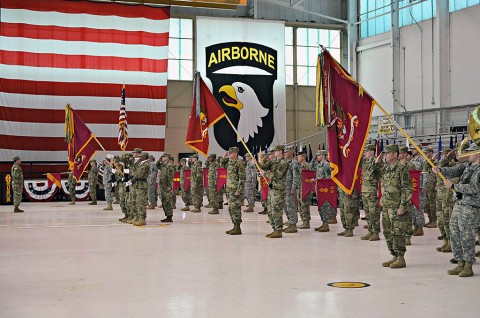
xmin=216 ymin=168 xmax=227 ymax=191
xmin=183 ymin=170 xmax=191 ymax=191
xmin=203 ymin=167 xmax=208 ymax=189
xmin=319 ymin=50 xmax=375 ymax=194
xmin=185 ymin=72 xmax=226 ymax=156
xmin=47 ymin=173 xmax=62 ymax=188
xmin=410 ymin=170 xmax=421 ymax=209
xmin=173 ymin=171 xmax=180 ymax=191
xmin=317 ymin=178 xmax=338 ymax=209
xmin=261 ymin=177 xmax=270 ymax=202
xmin=301 ymin=170 xmax=316 ymax=199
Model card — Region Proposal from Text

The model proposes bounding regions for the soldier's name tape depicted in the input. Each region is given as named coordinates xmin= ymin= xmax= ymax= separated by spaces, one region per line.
xmin=327 ymin=282 xmax=370 ymax=288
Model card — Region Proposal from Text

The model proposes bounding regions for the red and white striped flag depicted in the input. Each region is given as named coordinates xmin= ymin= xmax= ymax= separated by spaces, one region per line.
xmin=118 ymin=85 xmax=128 ymax=151
xmin=0 ymin=0 xmax=169 ymax=161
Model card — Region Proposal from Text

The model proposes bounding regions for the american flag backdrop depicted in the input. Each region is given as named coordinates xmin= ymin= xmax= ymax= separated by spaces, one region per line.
xmin=0 ymin=0 xmax=169 ymax=162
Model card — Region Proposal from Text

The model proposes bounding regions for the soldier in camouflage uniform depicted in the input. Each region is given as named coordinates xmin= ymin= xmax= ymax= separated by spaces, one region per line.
xmin=361 ymin=144 xmax=381 ymax=241
xmin=435 ymin=148 xmax=455 ymax=253
xmin=88 ymin=160 xmax=98 ymax=205
xmin=376 ymin=144 xmax=412 ymax=269
xmin=126 ymin=148 xmax=142 ymax=224
xmin=169 ymin=155 xmax=177 ymax=209
xmin=102 ymin=157 xmax=114 ymax=211
xmin=147 ymin=155 xmax=158 ymax=209
xmin=398 ymin=146 xmax=416 ymax=246
xmin=434 ymin=142 xmax=480 ymax=277
xmin=190 ymin=154 xmax=203 ymax=212
xmin=130 ymin=152 xmax=149 ymax=226
xmin=11 ymin=156 xmax=24 ymax=213
xmin=337 ymin=188 xmax=356 ymax=237
xmin=179 ymin=158 xmax=192 ymax=211
xmin=423 ymin=148 xmax=438 ymax=228
xmin=408 ymin=148 xmax=426 ymax=236
xmin=206 ymin=154 xmax=221 ymax=215
xmin=255 ymin=145 xmax=288 ymax=239
xmin=216 ymin=156 xmax=225 ymax=209
xmin=295 ymin=151 xmax=313 ymax=233
xmin=244 ymin=153 xmax=257 ymax=212
xmin=311 ymin=150 xmax=337 ymax=231
xmin=68 ymin=169 xmax=76 ymax=205
xmin=283 ymin=146 xmax=300 ymax=232
xmin=219 ymin=147 xmax=246 ymax=235
xmin=258 ymin=151 xmax=273 ymax=215
xmin=157 ymin=153 xmax=175 ymax=222
xmin=205 ymin=154 xmax=215 ymax=209
xmin=117 ymin=155 xmax=129 ymax=222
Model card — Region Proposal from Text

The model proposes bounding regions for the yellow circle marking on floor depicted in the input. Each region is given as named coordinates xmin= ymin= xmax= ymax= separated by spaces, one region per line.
xmin=328 ymin=282 xmax=370 ymax=288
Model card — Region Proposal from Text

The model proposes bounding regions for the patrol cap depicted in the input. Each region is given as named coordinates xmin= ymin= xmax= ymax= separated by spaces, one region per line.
xmin=399 ymin=146 xmax=409 ymax=153
xmin=316 ymin=150 xmax=327 ymax=156
xmin=113 ymin=155 xmax=120 ymax=162
xmin=180 ymin=158 xmax=187 ymax=162
xmin=466 ymin=143 xmax=480 ymax=152
xmin=208 ymin=153 xmax=217 ymax=159
xmin=365 ymin=144 xmax=376 ymax=152
xmin=296 ymin=151 xmax=306 ymax=156
xmin=228 ymin=147 xmax=239 ymax=154
xmin=191 ymin=153 xmax=199 ymax=159
xmin=13 ymin=156 xmax=20 ymax=161
xmin=140 ymin=152 xmax=149 ymax=158
xmin=283 ymin=145 xmax=294 ymax=153
xmin=424 ymin=147 xmax=434 ymax=153
xmin=273 ymin=145 xmax=285 ymax=152
xmin=268 ymin=149 xmax=274 ymax=155
xmin=384 ymin=144 xmax=399 ymax=153
xmin=169 ymin=155 xmax=174 ymax=161
xmin=162 ymin=152 xmax=171 ymax=158
xmin=132 ymin=148 xmax=142 ymax=154
xmin=244 ymin=153 xmax=251 ymax=158
xmin=104 ymin=157 xmax=110 ymax=162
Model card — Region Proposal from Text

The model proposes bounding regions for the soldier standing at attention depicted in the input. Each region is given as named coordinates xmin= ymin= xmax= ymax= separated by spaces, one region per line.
xmin=179 ymin=158 xmax=192 ymax=211
xmin=205 ymin=154 xmax=215 ymax=210
xmin=169 ymin=155 xmax=177 ymax=209
xmin=126 ymin=148 xmax=142 ymax=224
xmin=146 ymin=155 xmax=158 ymax=210
xmin=376 ymin=144 xmax=412 ymax=269
xmin=311 ymin=150 xmax=337 ymax=232
xmin=88 ymin=160 xmax=98 ymax=205
xmin=157 ymin=153 xmax=175 ymax=222
xmin=207 ymin=154 xmax=221 ymax=215
xmin=433 ymin=143 xmax=480 ymax=277
xmin=190 ymin=154 xmax=203 ymax=213
xmin=254 ymin=145 xmax=288 ymax=238
xmin=11 ymin=156 xmax=24 ymax=213
xmin=398 ymin=146 xmax=416 ymax=246
xmin=258 ymin=150 xmax=273 ymax=215
xmin=67 ymin=168 xmax=76 ymax=205
xmin=220 ymin=147 xmax=246 ymax=235
xmin=131 ymin=152 xmax=150 ymax=226
xmin=423 ymin=148 xmax=438 ymax=228
xmin=360 ymin=144 xmax=381 ymax=241
xmin=117 ymin=155 xmax=129 ymax=222
xmin=244 ymin=153 xmax=257 ymax=213
xmin=102 ymin=157 xmax=114 ymax=211
xmin=295 ymin=151 xmax=312 ymax=233
xmin=283 ymin=146 xmax=300 ymax=231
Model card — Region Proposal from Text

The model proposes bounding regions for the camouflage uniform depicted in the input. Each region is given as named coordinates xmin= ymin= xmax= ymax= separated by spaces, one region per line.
xmin=190 ymin=158 xmax=203 ymax=210
xmin=298 ymin=161 xmax=312 ymax=224
xmin=312 ymin=160 xmax=337 ymax=222
xmin=127 ymin=154 xmax=141 ymax=221
xmin=88 ymin=162 xmax=98 ymax=203
xmin=338 ymin=189 xmax=356 ymax=233
xmin=244 ymin=158 xmax=257 ymax=209
xmin=379 ymin=150 xmax=412 ymax=260
xmin=361 ymin=155 xmax=381 ymax=235
xmin=440 ymin=161 xmax=480 ymax=265
xmin=103 ymin=162 xmax=114 ymax=205
xmin=148 ymin=161 xmax=158 ymax=207
xmin=258 ymin=147 xmax=288 ymax=232
xmin=284 ymin=156 xmax=300 ymax=225
xmin=157 ymin=157 xmax=175 ymax=218
xmin=68 ymin=172 xmax=76 ymax=203
xmin=399 ymin=156 xmax=416 ymax=238
xmin=221 ymin=151 xmax=246 ymax=225
xmin=207 ymin=158 xmax=220 ymax=210
xmin=423 ymin=161 xmax=437 ymax=224
xmin=11 ymin=159 xmax=23 ymax=211
xmin=180 ymin=163 xmax=192 ymax=207
xmin=132 ymin=154 xmax=150 ymax=223
xmin=117 ymin=159 xmax=129 ymax=219
xmin=410 ymin=154 xmax=426 ymax=229
xmin=436 ymin=152 xmax=455 ymax=249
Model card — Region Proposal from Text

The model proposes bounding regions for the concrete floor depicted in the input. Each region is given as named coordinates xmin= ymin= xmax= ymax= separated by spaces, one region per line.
xmin=0 ymin=198 xmax=478 ymax=318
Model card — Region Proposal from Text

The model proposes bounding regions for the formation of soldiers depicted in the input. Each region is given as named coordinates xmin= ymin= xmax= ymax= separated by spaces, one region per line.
xmin=9 ymin=139 xmax=480 ymax=276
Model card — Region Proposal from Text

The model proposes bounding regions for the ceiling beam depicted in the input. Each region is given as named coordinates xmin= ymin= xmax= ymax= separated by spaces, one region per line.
xmin=104 ymin=0 xmax=239 ymax=10
xmin=262 ymin=0 xmax=347 ymax=24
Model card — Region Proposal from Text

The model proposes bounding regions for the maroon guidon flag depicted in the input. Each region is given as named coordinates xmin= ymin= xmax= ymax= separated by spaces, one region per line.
xmin=173 ymin=171 xmax=180 ymax=191
xmin=301 ymin=170 xmax=316 ymax=200
xmin=183 ymin=170 xmax=191 ymax=191
xmin=317 ymin=178 xmax=338 ymax=209
xmin=216 ymin=168 xmax=227 ymax=191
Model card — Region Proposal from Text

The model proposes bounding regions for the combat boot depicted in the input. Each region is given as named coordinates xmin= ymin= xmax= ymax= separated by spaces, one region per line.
xmin=298 ymin=220 xmax=310 ymax=229
xmin=426 ymin=221 xmax=437 ymax=228
xmin=173 ymin=203 xmax=176 ymax=209
xmin=328 ymin=217 xmax=338 ymax=224
xmin=268 ymin=231 xmax=282 ymax=238
xmin=258 ymin=209 xmax=268 ymax=215
xmin=369 ymin=233 xmax=380 ymax=241
xmin=208 ymin=208 xmax=219 ymax=215
xmin=382 ymin=256 xmax=397 ymax=267
xmin=437 ymin=240 xmax=448 ymax=252
xmin=134 ymin=218 xmax=146 ymax=226
xmin=88 ymin=201 xmax=97 ymax=205
xmin=244 ymin=206 xmax=254 ymax=213
xmin=265 ymin=231 xmax=275 ymax=237
xmin=390 ymin=255 xmax=406 ymax=269
xmin=146 ymin=205 xmax=155 ymax=209
xmin=181 ymin=206 xmax=190 ymax=211
xmin=337 ymin=230 xmax=346 ymax=236
xmin=412 ymin=227 xmax=424 ymax=236
xmin=354 ymin=219 xmax=359 ymax=226
xmin=344 ymin=229 xmax=353 ymax=237
xmin=229 ymin=223 xmax=242 ymax=235
xmin=118 ymin=216 xmax=127 ymax=223
xmin=284 ymin=224 xmax=298 ymax=233
xmin=69 ymin=201 xmax=75 ymax=205
xmin=448 ymin=261 xmax=465 ymax=275
xmin=161 ymin=216 xmax=173 ymax=223
xmin=205 ymin=203 xmax=212 ymax=208
xmin=459 ymin=262 xmax=474 ymax=277
xmin=361 ymin=232 xmax=373 ymax=240
xmin=191 ymin=208 xmax=201 ymax=213
xmin=13 ymin=206 xmax=24 ymax=213
xmin=441 ymin=243 xmax=452 ymax=253
xmin=226 ymin=226 xmax=235 ymax=234
xmin=475 ymin=251 xmax=480 ymax=258
xmin=103 ymin=204 xmax=113 ymax=211
xmin=405 ymin=237 xmax=412 ymax=246
xmin=315 ymin=222 xmax=329 ymax=232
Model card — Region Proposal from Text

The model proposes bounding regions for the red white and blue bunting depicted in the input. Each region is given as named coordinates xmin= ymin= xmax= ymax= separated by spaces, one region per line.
xmin=23 ymin=180 xmax=90 ymax=202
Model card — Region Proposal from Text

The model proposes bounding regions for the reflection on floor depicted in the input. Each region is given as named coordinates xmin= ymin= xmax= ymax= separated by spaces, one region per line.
xmin=0 ymin=198 xmax=478 ymax=318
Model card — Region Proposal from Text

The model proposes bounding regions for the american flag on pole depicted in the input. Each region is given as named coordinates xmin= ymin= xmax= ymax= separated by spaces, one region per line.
xmin=118 ymin=85 xmax=128 ymax=151
xmin=0 ymin=0 xmax=169 ymax=161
